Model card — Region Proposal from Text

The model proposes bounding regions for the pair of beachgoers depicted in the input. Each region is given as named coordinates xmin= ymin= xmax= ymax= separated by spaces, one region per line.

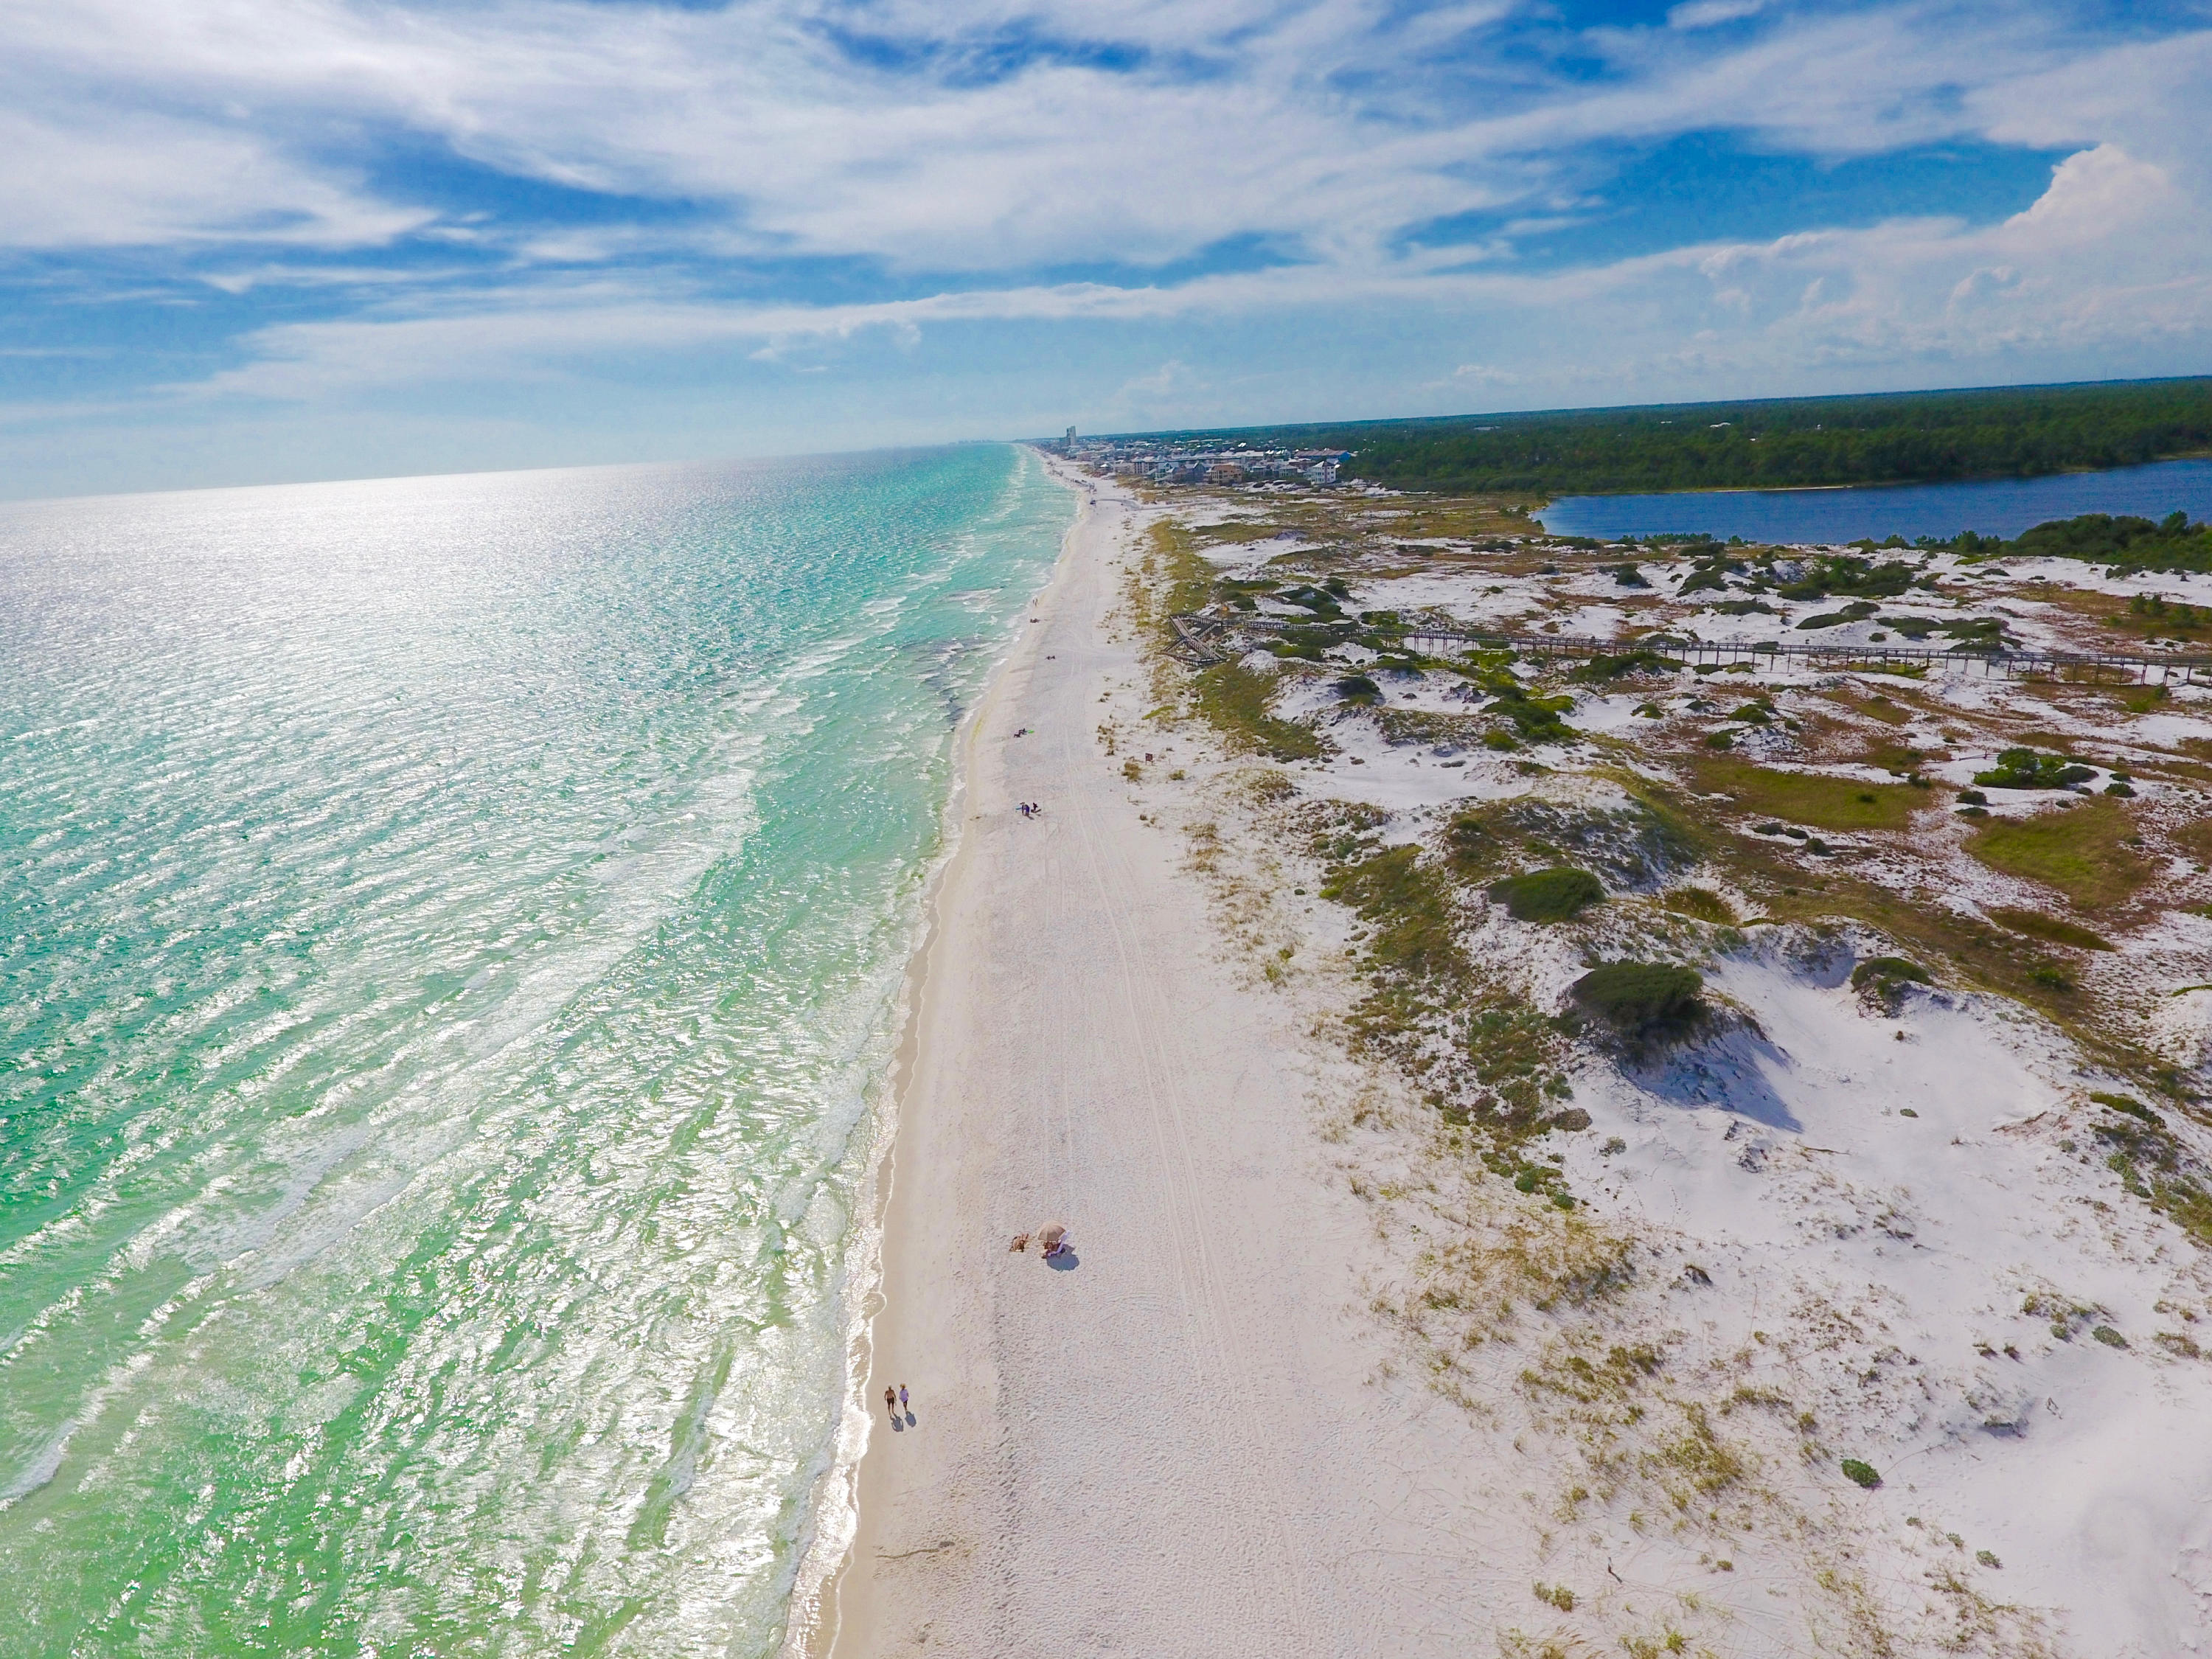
xmin=1017 ymin=801 xmax=1042 ymax=818
xmin=883 ymin=1382 xmax=908 ymax=1422
xmin=1007 ymin=1222 xmax=1068 ymax=1259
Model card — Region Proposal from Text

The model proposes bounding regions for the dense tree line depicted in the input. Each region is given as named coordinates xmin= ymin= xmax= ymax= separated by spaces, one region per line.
xmin=1952 ymin=509 xmax=2212 ymax=573
xmin=1146 ymin=380 xmax=2212 ymax=495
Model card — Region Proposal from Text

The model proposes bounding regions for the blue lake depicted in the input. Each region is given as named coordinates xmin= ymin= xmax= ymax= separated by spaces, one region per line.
xmin=1535 ymin=456 xmax=2212 ymax=544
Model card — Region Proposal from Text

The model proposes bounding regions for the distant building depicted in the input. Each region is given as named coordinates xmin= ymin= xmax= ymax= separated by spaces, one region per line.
xmin=1064 ymin=426 xmax=1077 ymax=449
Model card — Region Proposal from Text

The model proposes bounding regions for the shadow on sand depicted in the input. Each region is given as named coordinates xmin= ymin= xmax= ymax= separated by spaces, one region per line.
xmin=1629 ymin=1024 xmax=1801 ymax=1133
xmin=1046 ymin=1249 xmax=1080 ymax=1272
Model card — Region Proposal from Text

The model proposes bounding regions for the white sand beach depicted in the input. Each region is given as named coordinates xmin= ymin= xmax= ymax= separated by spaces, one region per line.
xmin=818 ymin=470 xmax=1514 ymax=1655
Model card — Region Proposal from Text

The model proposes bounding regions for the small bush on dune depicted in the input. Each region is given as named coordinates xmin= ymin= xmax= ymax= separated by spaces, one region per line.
xmin=1333 ymin=673 xmax=1382 ymax=705
xmin=1851 ymin=956 xmax=1931 ymax=992
xmin=1975 ymin=747 xmax=2096 ymax=790
xmin=1841 ymin=1458 xmax=1882 ymax=1489
xmin=1321 ymin=846 xmax=1463 ymax=981
xmin=1568 ymin=649 xmax=1670 ymax=684
xmin=1489 ymin=866 xmax=1605 ymax=922
xmin=2090 ymin=1091 xmax=2163 ymax=1127
xmin=1571 ymin=962 xmax=1707 ymax=1046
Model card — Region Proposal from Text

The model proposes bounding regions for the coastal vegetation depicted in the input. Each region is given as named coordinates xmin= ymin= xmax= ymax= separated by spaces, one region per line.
xmin=1947 ymin=508 xmax=2212 ymax=574
xmin=1102 ymin=462 xmax=2212 ymax=1655
xmin=1964 ymin=800 xmax=2146 ymax=908
xmin=1987 ymin=908 xmax=2114 ymax=952
xmin=1570 ymin=962 xmax=1708 ymax=1046
xmin=1849 ymin=956 xmax=1930 ymax=994
xmin=1973 ymin=748 xmax=2096 ymax=790
xmin=1150 ymin=378 xmax=2212 ymax=496
xmin=1690 ymin=757 xmax=1923 ymax=832
xmin=1190 ymin=661 xmax=1324 ymax=761
xmin=1488 ymin=866 xmax=1604 ymax=922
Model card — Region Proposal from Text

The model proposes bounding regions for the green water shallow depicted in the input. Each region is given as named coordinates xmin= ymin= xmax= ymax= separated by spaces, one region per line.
xmin=0 ymin=446 xmax=1071 ymax=1657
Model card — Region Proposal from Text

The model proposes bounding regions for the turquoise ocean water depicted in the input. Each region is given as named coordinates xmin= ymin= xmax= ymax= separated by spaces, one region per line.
xmin=0 ymin=445 xmax=1071 ymax=1656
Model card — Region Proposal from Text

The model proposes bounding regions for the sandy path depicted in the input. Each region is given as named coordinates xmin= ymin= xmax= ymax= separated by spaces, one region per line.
xmin=818 ymin=476 xmax=1486 ymax=1656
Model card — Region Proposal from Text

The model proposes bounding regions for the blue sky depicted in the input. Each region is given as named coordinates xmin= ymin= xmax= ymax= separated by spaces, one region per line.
xmin=1 ymin=0 xmax=2209 ymax=497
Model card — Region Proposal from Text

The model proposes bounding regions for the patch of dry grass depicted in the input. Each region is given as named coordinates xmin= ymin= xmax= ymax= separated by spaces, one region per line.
xmin=1966 ymin=799 xmax=2148 ymax=909
xmin=1691 ymin=755 xmax=1927 ymax=832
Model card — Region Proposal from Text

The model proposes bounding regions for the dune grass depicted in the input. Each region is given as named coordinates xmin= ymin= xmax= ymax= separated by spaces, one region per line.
xmin=1145 ymin=519 xmax=1217 ymax=622
xmin=1988 ymin=907 xmax=2115 ymax=950
xmin=1966 ymin=800 xmax=2146 ymax=908
xmin=1190 ymin=661 xmax=1324 ymax=762
xmin=1661 ymin=886 xmax=1736 ymax=924
xmin=1851 ymin=956 xmax=1930 ymax=991
xmin=1321 ymin=845 xmax=1464 ymax=981
xmin=1691 ymin=755 xmax=1924 ymax=832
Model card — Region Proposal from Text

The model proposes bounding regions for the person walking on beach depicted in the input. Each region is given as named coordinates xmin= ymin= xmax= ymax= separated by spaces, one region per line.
xmin=884 ymin=1385 xmax=897 ymax=1422
xmin=898 ymin=1384 xmax=909 ymax=1417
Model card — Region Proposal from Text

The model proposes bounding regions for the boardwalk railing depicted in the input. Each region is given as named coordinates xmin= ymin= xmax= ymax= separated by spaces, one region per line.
xmin=1169 ymin=612 xmax=2211 ymax=685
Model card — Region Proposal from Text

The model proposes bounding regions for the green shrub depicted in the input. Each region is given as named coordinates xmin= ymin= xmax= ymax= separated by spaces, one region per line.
xmin=1571 ymin=962 xmax=1706 ymax=1044
xmin=1840 ymin=1458 xmax=1882 ymax=1489
xmin=1333 ymin=673 xmax=1381 ymax=704
xmin=1975 ymin=748 xmax=2096 ymax=790
xmin=1851 ymin=956 xmax=1931 ymax=991
xmin=1489 ymin=866 xmax=1606 ymax=922
xmin=2092 ymin=1325 xmax=2127 ymax=1348
xmin=1568 ymin=649 xmax=1672 ymax=684
xmin=1797 ymin=600 xmax=1881 ymax=630
xmin=2091 ymin=1091 xmax=2163 ymax=1126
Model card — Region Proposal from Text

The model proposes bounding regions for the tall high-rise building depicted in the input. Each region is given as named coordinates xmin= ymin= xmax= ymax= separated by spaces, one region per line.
xmin=1064 ymin=426 xmax=1077 ymax=448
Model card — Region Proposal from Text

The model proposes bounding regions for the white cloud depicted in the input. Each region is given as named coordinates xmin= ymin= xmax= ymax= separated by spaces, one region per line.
xmin=2 ymin=0 xmax=2211 ymax=493
xmin=2003 ymin=144 xmax=2175 ymax=241
xmin=124 ymin=132 xmax=2208 ymax=417
xmin=0 ymin=108 xmax=428 ymax=249
xmin=0 ymin=0 xmax=2168 ymax=271
xmin=1668 ymin=0 xmax=1766 ymax=29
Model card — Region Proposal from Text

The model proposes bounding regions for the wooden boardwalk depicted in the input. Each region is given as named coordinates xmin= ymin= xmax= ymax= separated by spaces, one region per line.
xmin=1169 ymin=612 xmax=2212 ymax=685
